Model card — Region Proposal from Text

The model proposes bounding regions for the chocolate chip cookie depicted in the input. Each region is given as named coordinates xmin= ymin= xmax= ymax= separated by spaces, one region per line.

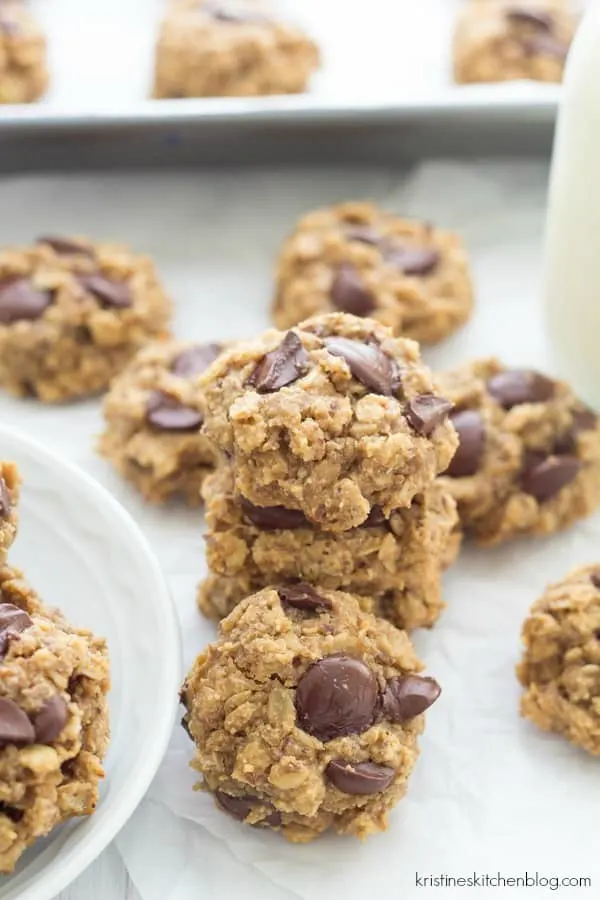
xmin=153 ymin=0 xmax=320 ymax=98
xmin=0 ymin=564 xmax=110 ymax=872
xmin=198 ymin=465 xmax=460 ymax=629
xmin=99 ymin=339 xmax=224 ymax=504
xmin=436 ymin=358 xmax=600 ymax=545
xmin=0 ymin=462 xmax=19 ymax=564
xmin=453 ymin=0 xmax=577 ymax=84
xmin=198 ymin=313 xmax=458 ymax=531
xmin=273 ymin=202 xmax=474 ymax=344
xmin=0 ymin=0 xmax=48 ymax=103
xmin=182 ymin=585 xmax=441 ymax=842
xmin=0 ymin=236 xmax=172 ymax=402
xmin=517 ymin=565 xmax=600 ymax=756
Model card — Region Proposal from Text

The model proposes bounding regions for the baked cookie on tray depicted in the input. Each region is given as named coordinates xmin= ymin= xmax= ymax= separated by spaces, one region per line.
xmin=0 ymin=565 xmax=110 ymax=873
xmin=453 ymin=0 xmax=578 ymax=84
xmin=199 ymin=465 xmax=460 ymax=630
xmin=182 ymin=585 xmax=441 ymax=842
xmin=436 ymin=358 xmax=600 ymax=545
xmin=273 ymin=202 xmax=474 ymax=343
xmin=0 ymin=461 xmax=19 ymax=564
xmin=153 ymin=0 xmax=320 ymax=98
xmin=99 ymin=339 xmax=225 ymax=505
xmin=517 ymin=565 xmax=600 ymax=756
xmin=198 ymin=312 xmax=458 ymax=532
xmin=0 ymin=0 xmax=48 ymax=104
xmin=0 ymin=235 xmax=172 ymax=402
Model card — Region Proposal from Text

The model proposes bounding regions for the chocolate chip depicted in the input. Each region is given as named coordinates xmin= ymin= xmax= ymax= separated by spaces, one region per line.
xmin=247 ymin=331 xmax=309 ymax=393
xmin=487 ymin=369 xmax=555 ymax=409
xmin=325 ymin=337 xmax=400 ymax=397
xmin=590 ymin=572 xmax=600 ymax=589
xmin=171 ymin=343 xmax=222 ymax=378
xmin=181 ymin=714 xmax=193 ymax=740
xmin=146 ymin=391 xmax=203 ymax=431
xmin=278 ymin=583 xmax=332 ymax=612
xmin=0 ymin=803 xmax=23 ymax=823
xmin=78 ymin=274 xmax=132 ymax=309
xmin=344 ymin=225 xmax=381 ymax=246
xmin=445 ymin=409 xmax=485 ymax=477
xmin=0 ymin=478 xmax=10 ymax=519
xmin=0 ymin=604 xmax=33 ymax=656
xmin=522 ymin=33 xmax=568 ymax=59
xmin=0 ymin=698 xmax=35 ymax=747
xmin=37 ymin=236 xmax=94 ymax=257
xmin=521 ymin=453 xmax=581 ymax=502
xmin=295 ymin=655 xmax=378 ymax=742
xmin=0 ymin=278 xmax=52 ymax=324
xmin=572 ymin=408 xmax=598 ymax=432
xmin=362 ymin=505 xmax=387 ymax=527
xmin=325 ymin=760 xmax=395 ymax=795
xmin=505 ymin=7 xmax=554 ymax=30
xmin=406 ymin=393 xmax=453 ymax=436
xmin=240 ymin=497 xmax=308 ymax=530
xmin=330 ymin=264 xmax=376 ymax=317
xmin=381 ymin=675 xmax=442 ymax=722
xmin=215 ymin=791 xmax=279 ymax=826
xmin=383 ymin=244 xmax=440 ymax=276
xmin=32 ymin=696 xmax=68 ymax=743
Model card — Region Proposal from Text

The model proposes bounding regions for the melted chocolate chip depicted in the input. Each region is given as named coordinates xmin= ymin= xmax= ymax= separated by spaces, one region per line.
xmin=383 ymin=244 xmax=440 ymax=276
xmin=505 ymin=7 xmax=554 ymax=29
xmin=0 ymin=698 xmax=35 ymax=747
xmin=330 ymin=264 xmax=376 ymax=317
xmin=572 ymin=408 xmax=598 ymax=432
xmin=36 ymin=236 xmax=94 ymax=257
xmin=487 ymin=369 xmax=555 ymax=409
xmin=445 ymin=409 xmax=485 ymax=477
xmin=325 ymin=759 xmax=395 ymax=795
xmin=0 ymin=478 xmax=11 ymax=519
xmin=0 ymin=278 xmax=52 ymax=324
xmin=247 ymin=331 xmax=309 ymax=393
xmin=406 ymin=393 xmax=453 ymax=436
xmin=325 ymin=337 xmax=400 ymax=397
xmin=344 ymin=225 xmax=381 ymax=246
xmin=521 ymin=453 xmax=581 ymax=502
xmin=78 ymin=273 xmax=132 ymax=309
xmin=146 ymin=391 xmax=203 ymax=431
xmin=240 ymin=497 xmax=308 ymax=530
xmin=0 ymin=604 xmax=33 ymax=656
xmin=295 ymin=655 xmax=378 ymax=742
xmin=522 ymin=33 xmax=569 ymax=59
xmin=0 ymin=803 xmax=23 ymax=823
xmin=32 ymin=696 xmax=68 ymax=743
xmin=362 ymin=505 xmax=387 ymax=527
xmin=215 ymin=791 xmax=279 ymax=826
xmin=381 ymin=675 xmax=442 ymax=721
xmin=590 ymin=572 xmax=600 ymax=589
xmin=171 ymin=343 xmax=222 ymax=378
xmin=278 ymin=583 xmax=332 ymax=612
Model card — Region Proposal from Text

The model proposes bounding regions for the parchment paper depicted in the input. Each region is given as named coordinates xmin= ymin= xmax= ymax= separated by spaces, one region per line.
xmin=0 ymin=160 xmax=598 ymax=900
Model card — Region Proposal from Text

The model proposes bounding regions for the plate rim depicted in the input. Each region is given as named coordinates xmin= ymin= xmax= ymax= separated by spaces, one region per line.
xmin=0 ymin=424 xmax=182 ymax=900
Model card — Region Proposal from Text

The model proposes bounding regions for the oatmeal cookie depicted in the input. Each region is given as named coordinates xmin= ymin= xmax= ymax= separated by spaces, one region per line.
xmin=153 ymin=0 xmax=320 ymax=99
xmin=273 ymin=202 xmax=473 ymax=343
xmin=436 ymin=358 xmax=600 ymax=545
xmin=0 ymin=565 xmax=110 ymax=872
xmin=0 ymin=235 xmax=172 ymax=402
xmin=198 ymin=313 xmax=458 ymax=531
xmin=182 ymin=586 xmax=441 ymax=842
xmin=0 ymin=462 xmax=19 ymax=563
xmin=0 ymin=0 xmax=48 ymax=104
xmin=453 ymin=0 xmax=577 ymax=84
xmin=198 ymin=465 xmax=460 ymax=629
xmin=517 ymin=565 xmax=600 ymax=755
xmin=99 ymin=340 xmax=224 ymax=504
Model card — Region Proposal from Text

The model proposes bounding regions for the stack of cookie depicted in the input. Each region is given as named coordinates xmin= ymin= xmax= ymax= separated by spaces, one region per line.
xmin=196 ymin=310 xmax=461 ymax=631
xmin=0 ymin=462 xmax=110 ymax=873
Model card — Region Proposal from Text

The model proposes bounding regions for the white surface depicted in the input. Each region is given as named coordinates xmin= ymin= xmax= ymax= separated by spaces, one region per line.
xmin=544 ymin=0 xmax=600 ymax=408
xmin=0 ymin=160 xmax=599 ymax=900
xmin=21 ymin=0 xmax=562 ymax=112
xmin=0 ymin=428 xmax=181 ymax=900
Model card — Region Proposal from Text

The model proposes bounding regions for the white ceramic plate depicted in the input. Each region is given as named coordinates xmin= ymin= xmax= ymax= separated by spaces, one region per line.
xmin=0 ymin=426 xmax=181 ymax=900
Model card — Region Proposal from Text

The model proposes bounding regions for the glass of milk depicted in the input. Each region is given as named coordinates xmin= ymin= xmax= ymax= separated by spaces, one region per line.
xmin=544 ymin=0 xmax=600 ymax=410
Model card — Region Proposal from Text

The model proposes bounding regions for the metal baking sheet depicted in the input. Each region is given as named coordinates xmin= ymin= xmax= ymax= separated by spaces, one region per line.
xmin=0 ymin=0 xmax=562 ymax=169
